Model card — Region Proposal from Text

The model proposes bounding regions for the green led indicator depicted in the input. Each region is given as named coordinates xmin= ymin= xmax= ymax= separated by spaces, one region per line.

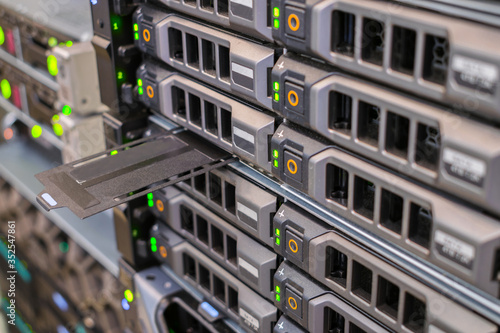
xmin=117 ymin=71 xmax=124 ymax=81
xmin=152 ymin=245 xmax=157 ymax=252
xmin=1 ymin=79 xmax=11 ymax=99
xmin=138 ymin=87 xmax=144 ymax=95
xmin=48 ymin=37 xmax=58 ymax=47
xmin=147 ymin=193 xmax=153 ymax=200
xmin=134 ymin=32 xmax=139 ymax=40
xmin=132 ymin=228 xmax=138 ymax=237
xmin=273 ymin=92 xmax=280 ymax=101
xmin=66 ymin=41 xmax=73 ymax=47
xmin=275 ymin=294 xmax=280 ymax=302
xmin=59 ymin=242 xmax=69 ymax=253
xmin=0 ymin=27 xmax=4 ymax=46
xmin=275 ymin=228 xmax=280 ymax=236
xmin=111 ymin=15 xmax=122 ymax=32
xmin=275 ymin=285 xmax=280 ymax=293
xmin=148 ymin=200 xmax=154 ymax=207
xmin=110 ymin=150 xmax=118 ymax=156
xmin=273 ymin=7 xmax=280 ymax=17
xmin=134 ymin=23 xmax=139 ymax=31
xmin=275 ymin=237 xmax=280 ymax=246
xmin=31 ymin=125 xmax=42 ymax=138
xmin=150 ymin=237 xmax=157 ymax=245
xmin=52 ymin=114 xmax=60 ymax=122
xmin=124 ymin=289 xmax=134 ymax=302
xmin=53 ymin=123 xmax=64 ymax=136
xmin=273 ymin=160 xmax=279 ymax=168
xmin=47 ymin=55 xmax=58 ymax=76
xmin=272 ymin=149 xmax=279 ymax=158
xmin=138 ymin=79 xmax=143 ymax=87
xmin=62 ymin=105 xmax=72 ymax=116
xmin=273 ymin=81 xmax=280 ymax=91
xmin=273 ymin=19 xmax=280 ymax=29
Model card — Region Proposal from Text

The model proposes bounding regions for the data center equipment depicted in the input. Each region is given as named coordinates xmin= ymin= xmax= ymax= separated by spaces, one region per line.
xmin=1 ymin=0 xmax=500 ymax=332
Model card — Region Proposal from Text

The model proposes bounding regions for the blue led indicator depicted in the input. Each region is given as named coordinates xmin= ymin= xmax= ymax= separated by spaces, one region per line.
xmin=201 ymin=301 xmax=219 ymax=318
xmin=57 ymin=325 xmax=70 ymax=333
xmin=121 ymin=298 xmax=130 ymax=311
xmin=90 ymin=0 xmax=98 ymax=5
xmin=52 ymin=292 xmax=69 ymax=312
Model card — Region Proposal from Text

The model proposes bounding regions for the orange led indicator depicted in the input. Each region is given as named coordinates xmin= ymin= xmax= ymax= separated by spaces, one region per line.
xmin=147 ymin=86 xmax=154 ymax=98
xmin=287 ymin=90 xmax=299 ymax=107
xmin=288 ymin=297 xmax=298 ymax=310
xmin=143 ymin=29 xmax=151 ymax=42
xmin=3 ymin=128 xmax=13 ymax=140
xmin=288 ymin=239 xmax=298 ymax=253
xmin=156 ymin=200 xmax=164 ymax=212
xmin=159 ymin=246 xmax=167 ymax=258
xmin=288 ymin=14 xmax=300 ymax=31
xmin=287 ymin=159 xmax=298 ymax=175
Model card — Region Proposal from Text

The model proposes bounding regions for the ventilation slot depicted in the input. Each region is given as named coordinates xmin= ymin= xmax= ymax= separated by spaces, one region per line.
xmin=172 ymin=86 xmax=186 ymax=119
xmin=180 ymin=205 xmax=194 ymax=235
xmin=213 ymin=275 xmax=226 ymax=304
xmin=228 ymin=285 xmax=238 ymax=314
xmin=194 ymin=173 xmax=206 ymax=195
xmin=205 ymin=101 xmax=218 ymax=136
xmin=357 ymin=101 xmax=380 ymax=147
xmin=324 ymin=307 xmax=345 ymax=333
xmin=218 ymin=0 xmax=229 ymax=17
xmin=209 ymin=173 xmax=222 ymax=205
xmin=201 ymin=0 xmax=214 ymax=12
xmin=380 ymin=189 xmax=404 ymax=235
xmin=391 ymin=26 xmax=416 ymax=75
xmin=349 ymin=323 xmax=367 ymax=333
xmin=221 ymin=108 xmax=232 ymax=142
xmin=326 ymin=164 xmax=349 ymax=207
xmin=377 ymin=276 xmax=400 ymax=320
xmin=403 ymin=293 xmax=426 ymax=333
xmin=226 ymin=235 xmax=237 ymax=266
xmin=219 ymin=45 xmax=230 ymax=82
xmin=385 ymin=111 xmax=409 ymax=159
xmin=196 ymin=216 xmax=209 ymax=246
xmin=352 ymin=260 xmax=372 ymax=303
xmin=202 ymin=40 xmax=216 ymax=77
xmin=408 ymin=204 xmax=432 ymax=249
xmin=189 ymin=93 xmax=202 ymax=127
xmin=186 ymin=33 xmax=200 ymax=69
xmin=328 ymin=91 xmax=352 ymax=135
xmin=353 ymin=176 xmax=375 ymax=220
xmin=325 ymin=246 xmax=348 ymax=288
xmin=423 ymin=35 xmax=449 ymax=85
xmin=331 ymin=10 xmax=355 ymax=57
xmin=199 ymin=264 xmax=211 ymax=291
xmin=183 ymin=253 xmax=196 ymax=280
xmin=361 ymin=18 xmax=384 ymax=66
xmin=169 ymin=28 xmax=184 ymax=61
xmin=211 ymin=225 xmax=224 ymax=257
xmin=224 ymin=182 xmax=236 ymax=215
xmin=415 ymin=124 xmax=440 ymax=171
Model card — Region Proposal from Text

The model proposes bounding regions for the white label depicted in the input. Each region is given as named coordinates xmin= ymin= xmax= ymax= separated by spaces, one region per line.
xmin=435 ymin=230 xmax=475 ymax=268
xmin=233 ymin=127 xmax=255 ymax=144
xmin=42 ymin=193 xmax=58 ymax=206
xmin=231 ymin=62 xmax=254 ymax=79
xmin=239 ymin=257 xmax=259 ymax=278
xmin=230 ymin=0 xmax=253 ymax=8
xmin=237 ymin=202 xmax=258 ymax=221
xmin=239 ymin=308 xmax=259 ymax=331
xmin=442 ymin=148 xmax=486 ymax=185
xmin=452 ymin=55 xmax=498 ymax=82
